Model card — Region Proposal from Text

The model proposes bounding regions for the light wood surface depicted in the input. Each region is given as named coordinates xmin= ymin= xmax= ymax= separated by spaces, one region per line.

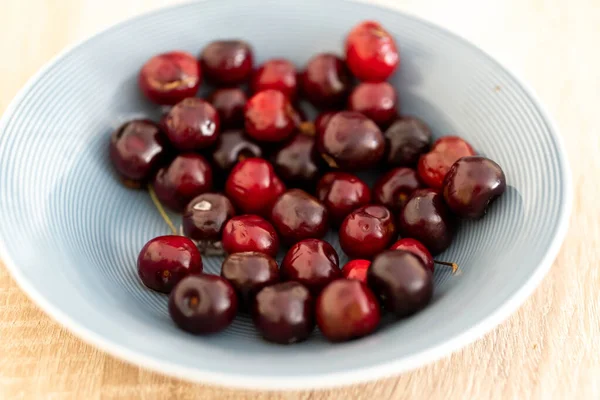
xmin=1 ymin=0 xmax=598 ymax=398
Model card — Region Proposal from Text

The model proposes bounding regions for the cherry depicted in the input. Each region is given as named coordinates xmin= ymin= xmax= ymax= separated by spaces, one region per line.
xmin=345 ymin=21 xmax=399 ymax=82
xmin=109 ymin=119 xmax=169 ymax=184
xmin=390 ymin=238 xmax=434 ymax=274
xmin=152 ymin=153 xmax=213 ymax=212
xmin=251 ymin=59 xmax=298 ymax=99
xmin=208 ymin=88 xmax=247 ymax=130
xmin=347 ymin=82 xmax=398 ymax=128
xmin=244 ymin=90 xmax=296 ymax=142
xmin=182 ymin=192 xmax=235 ymax=246
xmin=137 ymin=235 xmax=203 ymax=293
xmin=316 ymin=279 xmax=380 ymax=342
xmin=339 ymin=205 xmax=396 ymax=259
xmin=443 ymin=156 xmax=506 ymax=219
xmin=222 ymin=215 xmax=279 ymax=258
xmin=138 ymin=51 xmax=201 ymax=105
xmin=398 ymin=189 xmax=456 ymax=255
xmin=341 ymin=259 xmax=371 ymax=283
xmin=373 ymin=167 xmax=423 ymax=213
xmin=384 ymin=117 xmax=432 ymax=167
xmin=163 ymin=98 xmax=220 ymax=151
xmin=272 ymin=134 xmax=323 ymax=188
xmin=211 ymin=129 xmax=262 ymax=173
xmin=315 ymin=111 xmax=336 ymax=136
xmin=199 ymin=40 xmax=253 ymax=86
xmin=368 ymin=250 xmax=432 ymax=317
xmin=252 ymin=281 xmax=314 ymax=344
xmin=317 ymin=111 xmax=385 ymax=170
xmin=300 ymin=53 xmax=352 ymax=109
xmin=225 ymin=158 xmax=285 ymax=216
xmin=316 ymin=172 xmax=371 ymax=225
xmin=281 ymin=239 xmax=341 ymax=295
xmin=418 ymin=136 xmax=475 ymax=189
xmin=169 ymin=274 xmax=238 ymax=334
xmin=221 ymin=252 xmax=279 ymax=309
xmin=270 ymin=189 xmax=329 ymax=246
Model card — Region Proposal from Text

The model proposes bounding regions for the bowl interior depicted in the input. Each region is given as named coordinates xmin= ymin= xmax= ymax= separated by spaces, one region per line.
xmin=0 ymin=0 xmax=569 ymax=388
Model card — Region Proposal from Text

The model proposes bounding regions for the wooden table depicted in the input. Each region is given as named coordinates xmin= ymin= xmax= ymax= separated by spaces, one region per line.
xmin=1 ymin=0 xmax=598 ymax=398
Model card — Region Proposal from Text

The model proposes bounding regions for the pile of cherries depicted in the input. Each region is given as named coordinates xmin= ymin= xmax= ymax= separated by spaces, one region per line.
xmin=110 ymin=20 xmax=506 ymax=344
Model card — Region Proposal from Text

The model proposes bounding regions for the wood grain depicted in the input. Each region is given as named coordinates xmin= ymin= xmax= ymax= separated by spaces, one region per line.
xmin=1 ymin=0 xmax=598 ymax=398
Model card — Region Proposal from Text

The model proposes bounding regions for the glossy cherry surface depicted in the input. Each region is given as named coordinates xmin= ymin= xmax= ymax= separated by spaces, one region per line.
xmin=153 ymin=153 xmax=213 ymax=212
xmin=390 ymin=238 xmax=434 ymax=274
xmin=443 ymin=156 xmax=506 ymax=219
xmin=199 ymin=40 xmax=253 ymax=86
xmin=221 ymin=251 xmax=279 ymax=309
xmin=272 ymin=134 xmax=322 ymax=188
xmin=347 ymin=82 xmax=398 ymax=128
xmin=182 ymin=193 xmax=235 ymax=242
xmin=208 ymin=88 xmax=247 ymax=129
xmin=270 ymin=189 xmax=329 ymax=245
xmin=398 ymin=189 xmax=456 ymax=255
xmin=384 ymin=117 xmax=432 ymax=167
xmin=245 ymin=89 xmax=296 ymax=142
xmin=137 ymin=235 xmax=203 ymax=293
xmin=109 ymin=119 xmax=169 ymax=183
xmin=251 ymin=59 xmax=298 ymax=99
xmin=301 ymin=53 xmax=352 ymax=109
xmin=316 ymin=279 xmax=380 ymax=342
xmin=169 ymin=274 xmax=238 ymax=334
xmin=340 ymin=205 xmax=396 ymax=259
xmin=317 ymin=111 xmax=385 ymax=170
xmin=345 ymin=21 xmax=399 ymax=82
xmin=373 ymin=167 xmax=423 ymax=213
xmin=222 ymin=215 xmax=280 ymax=258
xmin=341 ymin=259 xmax=371 ymax=283
xmin=316 ymin=172 xmax=371 ymax=225
xmin=368 ymin=250 xmax=432 ymax=317
xmin=418 ymin=136 xmax=475 ymax=189
xmin=163 ymin=98 xmax=220 ymax=151
xmin=314 ymin=111 xmax=336 ymax=136
xmin=225 ymin=158 xmax=285 ymax=215
xmin=138 ymin=51 xmax=201 ymax=105
xmin=252 ymin=281 xmax=314 ymax=344
xmin=211 ymin=129 xmax=262 ymax=173
xmin=281 ymin=239 xmax=340 ymax=295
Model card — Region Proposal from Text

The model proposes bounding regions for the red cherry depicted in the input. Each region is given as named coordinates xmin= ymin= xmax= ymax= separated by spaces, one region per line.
xmin=222 ymin=215 xmax=280 ymax=258
xmin=163 ymin=98 xmax=220 ymax=151
xmin=244 ymin=90 xmax=296 ymax=142
xmin=347 ymin=82 xmax=398 ymax=128
xmin=418 ymin=136 xmax=475 ymax=189
xmin=138 ymin=51 xmax=201 ymax=105
xmin=208 ymin=88 xmax=247 ymax=130
xmin=339 ymin=205 xmax=396 ymax=259
xmin=301 ymin=53 xmax=352 ymax=109
xmin=373 ymin=167 xmax=423 ymax=213
xmin=199 ymin=40 xmax=253 ymax=86
xmin=251 ymin=59 xmax=298 ymax=99
xmin=345 ymin=21 xmax=399 ymax=82
xmin=341 ymin=259 xmax=371 ymax=283
xmin=182 ymin=193 xmax=235 ymax=242
xmin=314 ymin=111 xmax=336 ymax=136
xmin=390 ymin=238 xmax=434 ymax=274
xmin=316 ymin=172 xmax=371 ymax=225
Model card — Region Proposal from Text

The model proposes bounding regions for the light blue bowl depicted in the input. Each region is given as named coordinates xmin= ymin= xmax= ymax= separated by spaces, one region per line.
xmin=0 ymin=0 xmax=571 ymax=390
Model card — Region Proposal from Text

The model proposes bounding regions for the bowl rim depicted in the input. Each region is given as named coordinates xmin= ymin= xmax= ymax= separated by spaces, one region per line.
xmin=0 ymin=0 xmax=573 ymax=390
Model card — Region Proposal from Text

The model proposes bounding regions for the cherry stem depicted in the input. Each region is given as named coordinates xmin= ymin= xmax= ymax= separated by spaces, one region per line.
xmin=147 ymin=184 xmax=177 ymax=235
xmin=434 ymin=260 xmax=459 ymax=274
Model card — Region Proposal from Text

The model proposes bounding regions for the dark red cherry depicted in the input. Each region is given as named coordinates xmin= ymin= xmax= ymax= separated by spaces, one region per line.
xmin=138 ymin=51 xmax=201 ymax=105
xmin=301 ymin=53 xmax=352 ymax=109
xmin=390 ymin=238 xmax=434 ymax=274
xmin=442 ymin=156 xmax=506 ymax=219
xmin=109 ymin=119 xmax=169 ymax=184
xmin=199 ymin=40 xmax=253 ymax=86
xmin=316 ymin=279 xmax=380 ymax=342
xmin=317 ymin=111 xmax=385 ymax=170
xmin=347 ymin=82 xmax=398 ymax=128
xmin=152 ymin=153 xmax=213 ymax=212
xmin=182 ymin=193 xmax=235 ymax=246
xmin=221 ymin=251 xmax=279 ymax=309
xmin=316 ymin=172 xmax=371 ymax=225
xmin=281 ymin=239 xmax=340 ymax=295
xmin=315 ymin=111 xmax=336 ymax=136
xmin=345 ymin=21 xmax=399 ymax=82
xmin=225 ymin=158 xmax=285 ymax=216
xmin=270 ymin=189 xmax=329 ymax=246
xmin=163 ymin=98 xmax=220 ymax=151
xmin=244 ymin=90 xmax=296 ymax=142
xmin=169 ymin=275 xmax=238 ymax=334
xmin=137 ymin=235 xmax=203 ymax=293
xmin=339 ymin=205 xmax=396 ymax=259
xmin=367 ymin=250 xmax=432 ymax=317
xmin=211 ymin=129 xmax=262 ymax=173
xmin=384 ymin=117 xmax=432 ymax=167
xmin=272 ymin=134 xmax=323 ymax=188
xmin=252 ymin=281 xmax=314 ymax=344
xmin=398 ymin=189 xmax=456 ymax=255
xmin=208 ymin=88 xmax=247 ymax=129
xmin=341 ymin=259 xmax=371 ymax=283
xmin=418 ymin=136 xmax=475 ymax=189
xmin=222 ymin=215 xmax=279 ymax=258
xmin=373 ymin=167 xmax=423 ymax=213
xmin=251 ymin=59 xmax=298 ymax=99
